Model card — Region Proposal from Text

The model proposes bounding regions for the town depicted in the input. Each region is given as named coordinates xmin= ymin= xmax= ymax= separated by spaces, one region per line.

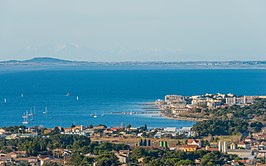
xmin=0 ymin=94 xmax=265 ymax=165
xmin=155 ymin=93 xmax=266 ymax=121
xmin=0 ymin=121 xmax=266 ymax=165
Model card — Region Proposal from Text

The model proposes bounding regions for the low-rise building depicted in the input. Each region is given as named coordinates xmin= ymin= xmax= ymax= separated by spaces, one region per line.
xmin=0 ymin=129 xmax=6 ymax=135
xmin=115 ymin=153 xmax=128 ymax=164
xmin=237 ymin=142 xmax=251 ymax=149
xmin=187 ymin=139 xmax=202 ymax=148
xmin=176 ymin=145 xmax=198 ymax=152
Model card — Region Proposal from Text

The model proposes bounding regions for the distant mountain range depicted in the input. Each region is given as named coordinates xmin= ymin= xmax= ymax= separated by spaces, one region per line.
xmin=2 ymin=57 xmax=72 ymax=64
xmin=0 ymin=57 xmax=265 ymax=69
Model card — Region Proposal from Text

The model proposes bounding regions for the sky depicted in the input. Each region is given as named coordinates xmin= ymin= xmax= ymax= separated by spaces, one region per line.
xmin=0 ymin=0 xmax=265 ymax=62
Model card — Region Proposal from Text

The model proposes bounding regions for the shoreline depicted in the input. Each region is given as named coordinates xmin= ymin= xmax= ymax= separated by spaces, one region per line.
xmin=151 ymin=103 xmax=207 ymax=122
xmin=160 ymin=112 xmax=207 ymax=122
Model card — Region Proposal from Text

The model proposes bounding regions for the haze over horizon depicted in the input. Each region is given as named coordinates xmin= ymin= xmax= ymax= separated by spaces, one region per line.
xmin=0 ymin=0 xmax=265 ymax=62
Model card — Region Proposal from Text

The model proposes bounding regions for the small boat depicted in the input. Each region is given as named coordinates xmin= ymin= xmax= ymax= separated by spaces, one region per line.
xmin=22 ymin=111 xmax=30 ymax=124
xmin=4 ymin=98 xmax=7 ymax=103
xmin=28 ymin=109 xmax=33 ymax=116
xmin=22 ymin=121 xmax=29 ymax=125
xmin=21 ymin=94 xmax=24 ymax=98
xmin=30 ymin=115 xmax=34 ymax=121
xmin=33 ymin=107 xmax=36 ymax=115
xmin=76 ymin=96 xmax=79 ymax=101
xmin=93 ymin=113 xmax=97 ymax=118
xmin=65 ymin=92 xmax=71 ymax=96
xmin=22 ymin=111 xmax=29 ymax=118
xmin=43 ymin=107 xmax=48 ymax=114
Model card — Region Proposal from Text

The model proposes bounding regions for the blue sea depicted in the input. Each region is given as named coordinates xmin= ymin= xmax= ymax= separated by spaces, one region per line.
xmin=0 ymin=69 xmax=265 ymax=128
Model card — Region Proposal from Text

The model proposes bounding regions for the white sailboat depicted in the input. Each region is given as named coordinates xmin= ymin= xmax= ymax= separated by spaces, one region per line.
xmin=76 ymin=96 xmax=79 ymax=101
xmin=65 ymin=92 xmax=71 ymax=96
xmin=22 ymin=118 xmax=29 ymax=124
xmin=22 ymin=120 xmax=29 ymax=124
xmin=43 ymin=107 xmax=48 ymax=114
xmin=22 ymin=111 xmax=29 ymax=124
xmin=22 ymin=111 xmax=29 ymax=118
xmin=93 ymin=112 xmax=97 ymax=118
xmin=28 ymin=109 xmax=33 ymax=116
xmin=30 ymin=114 xmax=34 ymax=121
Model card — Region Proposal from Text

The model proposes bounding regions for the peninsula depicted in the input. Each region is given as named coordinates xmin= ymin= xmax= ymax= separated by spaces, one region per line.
xmin=156 ymin=93 xmax=266 ymax=122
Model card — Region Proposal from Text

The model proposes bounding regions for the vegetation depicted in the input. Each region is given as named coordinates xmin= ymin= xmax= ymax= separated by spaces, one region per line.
xmin=0 ymin=134 xmax=129 ymax=166
xmin=192 ymin=98 xmax=266 ymax=136
xmin=129 ymin=148 xmax=239 ymax=166
xmin=192 ymin=119 xmax=249 ymax=136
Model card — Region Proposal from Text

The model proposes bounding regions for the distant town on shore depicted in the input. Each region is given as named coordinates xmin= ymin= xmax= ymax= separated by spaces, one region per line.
xmin=156 ymin=93 xmax=266 ymax=121
xmin=0 ymin=57 xmax=266 ymax=70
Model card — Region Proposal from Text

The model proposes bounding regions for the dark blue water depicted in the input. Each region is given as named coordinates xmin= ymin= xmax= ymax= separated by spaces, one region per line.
xmin=0 ymin=69 xmax=265 ymax=128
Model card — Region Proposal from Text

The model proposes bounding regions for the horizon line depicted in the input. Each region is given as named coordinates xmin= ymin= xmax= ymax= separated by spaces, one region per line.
xmin=1 ymin=57 xmax=266 ymax=63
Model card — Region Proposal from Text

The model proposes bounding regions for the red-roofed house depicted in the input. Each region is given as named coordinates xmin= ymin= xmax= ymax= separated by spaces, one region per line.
xmin=187 ymin=139 xmax=202 ymax=148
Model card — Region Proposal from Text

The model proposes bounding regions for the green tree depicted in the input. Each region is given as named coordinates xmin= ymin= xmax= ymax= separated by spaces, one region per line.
xmin=176 ymin=159 xmax=193 ymax=166
xmin=96 ymin=153 xmax=119 ymax=166
xmin=250 ymin=121 xmax=263 ymax=132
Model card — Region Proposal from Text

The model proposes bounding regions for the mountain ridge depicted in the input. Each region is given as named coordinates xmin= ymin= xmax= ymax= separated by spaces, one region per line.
xmin=1 ymin=57 xmax=266 ymax=63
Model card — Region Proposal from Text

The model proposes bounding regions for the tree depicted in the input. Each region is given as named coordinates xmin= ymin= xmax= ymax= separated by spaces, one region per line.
xmin=51 ymin=127 xmax=61 ymax=135
xmin=250 ymin=121 xmax=263 ymax=132
xmin=147 ymin=159 xmax=164 ymax=166
xmin=144 ymin=124 xmax=148 ymax=131
xmin=176 ymin=159 xmax=193 ymax=166
xmin=131 ymin=148 xmax=146 ymax=161
xmin=96 ymin=153 xmax=119 ymax=166
xmin=71 ymin=124 xmax=76 ymax=128
xmin=70 ymin=153 xmax=84 ymax=166
xmin=81 ymin=157 xmax=93 ymax=166
xmin=96 ymin=157 xmax=113 ymax=166
xmin=126 ymin=124 xmax=132 ymax=129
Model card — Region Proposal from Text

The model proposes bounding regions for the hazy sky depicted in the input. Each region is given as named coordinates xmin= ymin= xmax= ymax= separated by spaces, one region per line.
xmin=0 ymin=0 xmax=265 ymax=61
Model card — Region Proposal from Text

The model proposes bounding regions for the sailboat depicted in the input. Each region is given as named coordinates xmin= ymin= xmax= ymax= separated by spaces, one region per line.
xmin=22 ymin=111 xmax=29 ymax=124
xmin=93 ymin=112 xmax=97 ymax=118
xmin=28 ymin=109 xmax=33 ymax=116
xmin=4 ymin=98 xmax=7 ymax=104
xmin=33 ymin=106 xmax=36 ymax=115
xmin=22 ymin=111 xmax=29 ymax=119
xmin=65 ymin=92 xmax=71 ymax=96
xmin=22 ymin=118 xmax=29 ymax=124
xmin=76 ymin=96 xmax=79 ymax=101
xmin=30 ymin=114 xmax=34 ymax=121
xmin=43 ymin=107 xmax=48 ymax=114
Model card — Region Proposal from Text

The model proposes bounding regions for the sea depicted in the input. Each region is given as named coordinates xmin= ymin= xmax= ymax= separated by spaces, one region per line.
xmin=0 ymin=69 xmax=265 ymax=128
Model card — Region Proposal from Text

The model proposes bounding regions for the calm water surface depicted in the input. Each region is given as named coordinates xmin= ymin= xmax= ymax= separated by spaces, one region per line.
xmin=0 ymin=69 xmax=265 ymax=128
